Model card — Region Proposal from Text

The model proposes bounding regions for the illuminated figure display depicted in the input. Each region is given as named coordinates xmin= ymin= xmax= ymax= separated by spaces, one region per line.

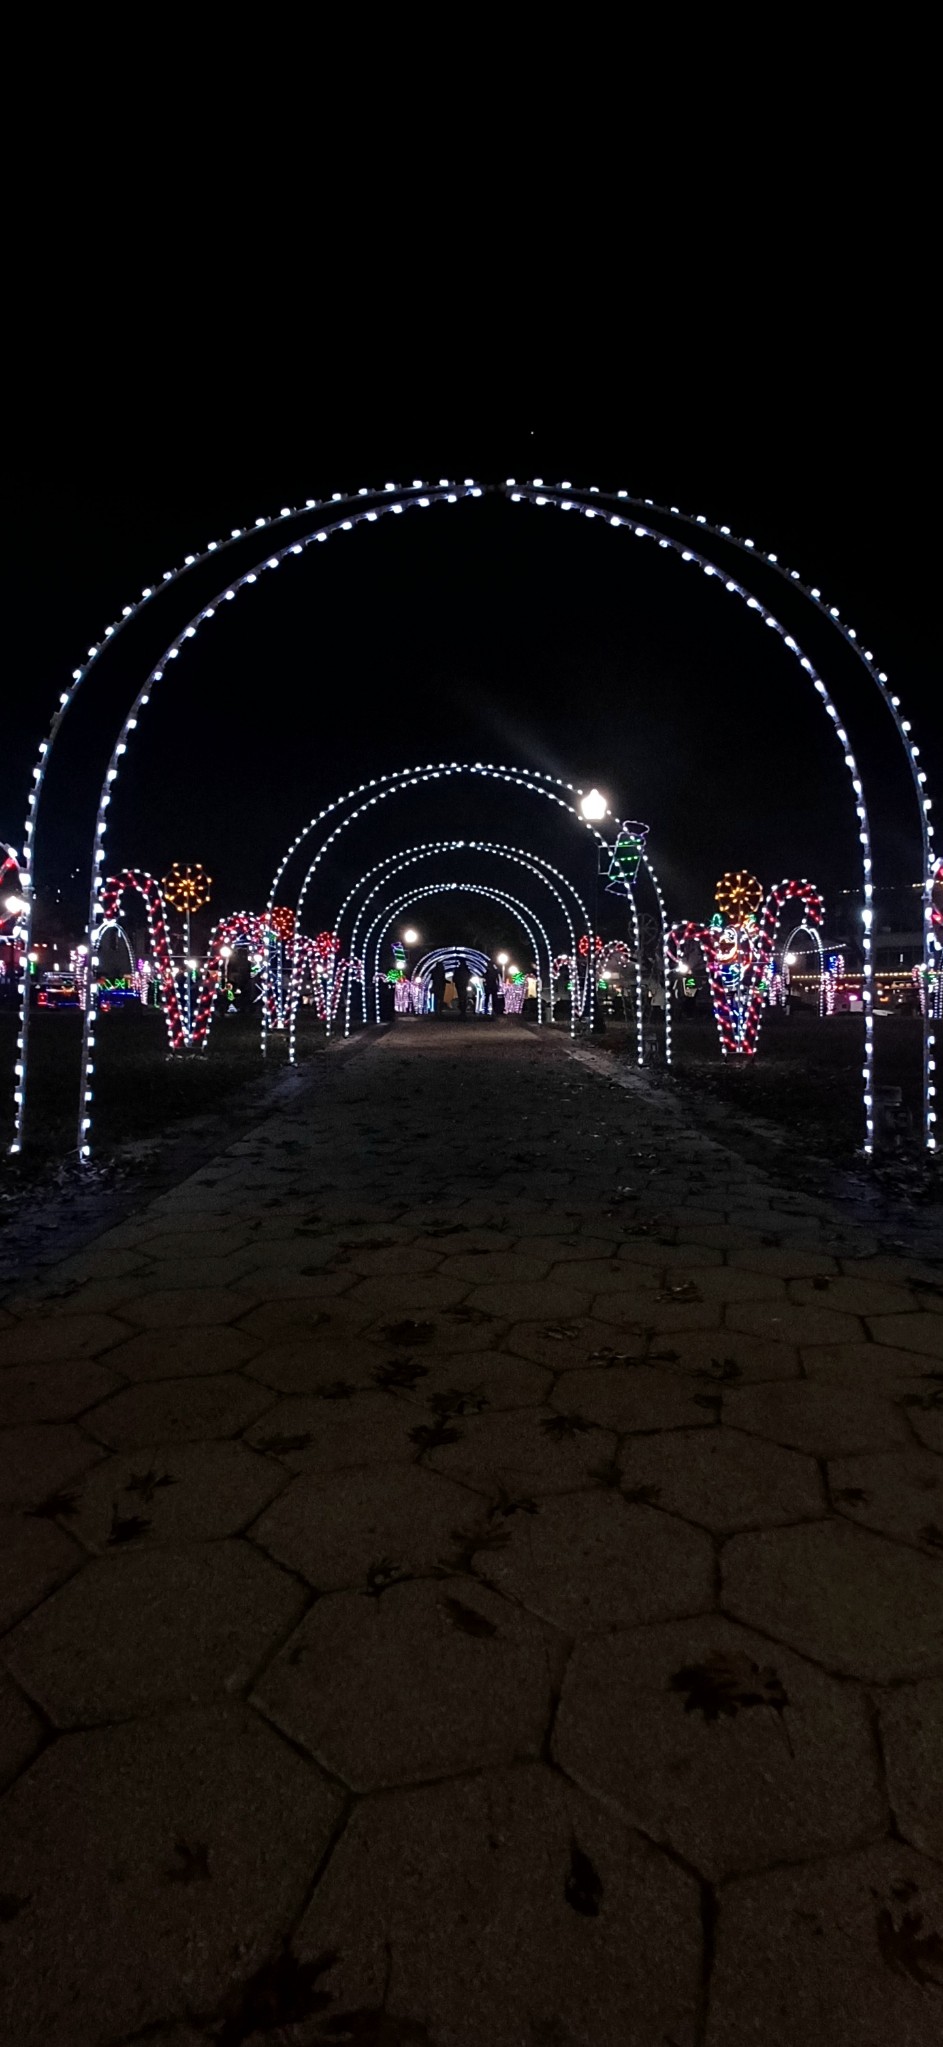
xmin=669 ymin=872 xmax=824 ymax=1058
xmin=606 ymin=820 xmax=650 ymax=895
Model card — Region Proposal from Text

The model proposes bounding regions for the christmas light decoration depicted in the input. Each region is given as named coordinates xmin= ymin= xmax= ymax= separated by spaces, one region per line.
xmin=330 ymin=836 xmax=594 ymax=1045
xmin=13 ymin=478 xmax=934 ymax=1158
xmin=669 ymin=877 xmax=824 ymax=1059
xmin=605 ymin=821 xmax=650 ymax=895
xmin=715 ymin=871 xmax=764 ymax=926
xmin=161 ymin=863 xmax=212 ymax=915
xmin=369 ymin=887 xmax=546 ymax=1024
xmin=780 ymin=921 xmax=826 ymax=1017
xmin=337 ymin=841 xmax=587 ymax=1046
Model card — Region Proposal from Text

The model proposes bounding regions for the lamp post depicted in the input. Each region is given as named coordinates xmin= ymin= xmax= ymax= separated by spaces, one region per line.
xmin=581 ymin=787 xmax=611 ymax=1033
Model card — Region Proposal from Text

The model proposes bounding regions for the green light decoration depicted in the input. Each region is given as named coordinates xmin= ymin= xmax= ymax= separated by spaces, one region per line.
xmin=606 ymin=820 xmax=650 ymax=896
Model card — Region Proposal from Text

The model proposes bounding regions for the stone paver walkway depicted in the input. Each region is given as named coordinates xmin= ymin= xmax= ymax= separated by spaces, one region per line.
xmin=1 ymin=1019 xmax=941 ymax=2046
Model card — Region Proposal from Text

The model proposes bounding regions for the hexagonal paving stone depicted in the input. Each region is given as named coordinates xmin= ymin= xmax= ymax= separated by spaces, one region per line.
xmin=0 ymin=1314 xmax=132 ymax=1366
xmin=554 ymin=1615 xmax=884 ymax=1881
xmin=722 ymin=1520 xmax=943 ymax=1681
xmin=0 ymin=1511 xmax=83 ymax=1634
xmin=727 ymin=1301 xmax=865 ymax=1346
xmin=646 ymin=1327 xmax=801 ymax=1382
xmin=123 ymin=1286 xmax=258 ymax=1328
xmin=246 ymin=1391 xmax=421 ymax=1472
xmin=800 ymin=1339 xmax=943 ymax=1390
xmin=5 ymin=1539 xmax=306 ymax=1724
xmin=551 ymin=1363 xmax=718 ymax=1433
xmin=137 ymin=1227 xmax=255 ymax=1261
xmin=242 ymin=1334 xmax=386 ymax=1400
xmin=84 ymin=1373 xmax=274 ymax=1448
xmin=548 ymin=1257 xmax=659 ymax=1294
xmin=617 ymin=1238 xmax=725 ymax=1269
xmin=397 ymin=1347 xmax=552 ymax=1411
xmin=424 ymin=1405 xmax=618 ymax=1496
xmin=789 ymin=1275 xmax=921 ymax=1317
xmin=617 ymin=1425 xmax=824 ymax=1533
xmin=459 ymin=1277 xmax=592 ymax=1324
xmin=474 ymin=1487 xmax=714 ymax=1635
xmin=65 ymin=1440 xmax=287 ymax=1548
xmin=342 ymin=1272 xmax=472 ymax=1315
xmin=437 ymin=1249 xmax=552 ymax=1285
xmin=102 ymin=1324 xmax=263 ymax=1382
xmin=294 ymin=1763 xmax=701 ymax=2046
xmin=706 ymin=1843 xmax=943 ymax=2047
xmin=0 ymin=1357 xmax=121 ymax=1423
xmin=878 ymin=1678 xmax=943 ymax=1860
xmin=235 ymin=1298 xmax=358 ymax=1344
xmin=594 ymin=1294 xmax=722 ymax=1334
xmin=869 ymin=1312 xmax=943 ymax=1360
xmin=252 ymin=1462 xmax=475 ymax=1591
xmin=667 ymin=1266 xmax=789 ymax=1304
xmin=724 ymin=1244 xmax=841 ymax=1278
xmin=254 ymin=1574 xmax=560 ymax=1789
xmin=828 ymin=1448 xmax=943 ymax=1551
xmin=908 ymin=1402 xmax=943 ymax=1455
xmin=725 ymin=1380 xmax=910 ymax=1457
xmin=504 ymin=1318 xmax=644 ymax=1371
xmin=0 ymin=1423 xmax=105 ymax=1510
xmin=0 ymin=1702 xmax=341 ymax=2047
xmin=516 ymin=1233 xmax=626 ymax=1262
xmin=0 ymin=1668 xmax=44 ymax=1792
xmin=334 ymin=1243 xmax=443 ymax=1277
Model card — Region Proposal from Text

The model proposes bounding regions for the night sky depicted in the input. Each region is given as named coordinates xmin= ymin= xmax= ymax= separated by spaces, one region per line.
xmin=5 ymin=396 xmax=938 ymax=968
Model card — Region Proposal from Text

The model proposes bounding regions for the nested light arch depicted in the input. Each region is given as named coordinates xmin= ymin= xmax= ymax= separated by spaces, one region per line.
xmin=331 ymin=836 xmax=594 ymax=1041
xmin=15 ymin=475 xmax=932 ymax=1156
xmin=335 ymin=843 xmax=588 ymax=1046
xmin=54 ymin=481 xmax=827 ymax=1150
xmin=357 ymin=863 xmax=572 ymax=1031
xmin=366 ymin=883 xmax=548 ymax=1020
xmin=362 ymin=879 xmax=551 ymax=1028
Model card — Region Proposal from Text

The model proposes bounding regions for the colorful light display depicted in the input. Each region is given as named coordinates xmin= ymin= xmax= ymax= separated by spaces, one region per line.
xmin=11 ymin=479 xmax=933 ymax=1161
xmin=669 ymin=877 xmax=824 ymax=1058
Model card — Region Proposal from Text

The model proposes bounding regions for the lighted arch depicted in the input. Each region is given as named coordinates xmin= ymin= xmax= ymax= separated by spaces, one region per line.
xmin=62 ymin=509 xmax=869 ymax=1146
xmin=366 ymin=883 xmax=547 ymax=1020
xmin=781 ymin=921 xmax=826 ymax=1018
xmin=367 ymin=883 xmax=550 ymax=1025
xmin=12 ymin=477 xmax=935 ymax=1155
xmin=332 ymin=837 xmax=594 ymax=1039
xmin=343 ymin=846 xmax=585 ymax=1041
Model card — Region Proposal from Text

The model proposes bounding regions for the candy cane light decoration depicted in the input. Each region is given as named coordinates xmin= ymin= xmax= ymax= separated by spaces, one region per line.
xmin=669 ymin=877 xmax=824 ymax=1059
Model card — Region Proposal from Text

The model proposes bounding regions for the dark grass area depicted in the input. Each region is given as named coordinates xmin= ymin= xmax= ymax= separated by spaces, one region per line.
xmin=595 ymin=1009 xmax=928 ymax=1162
xmin=0 ymin=1003 xmax=327 ymax=1168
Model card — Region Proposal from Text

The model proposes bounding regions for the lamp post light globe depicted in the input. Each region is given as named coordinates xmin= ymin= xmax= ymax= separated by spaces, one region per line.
xmin=402 ymin=927 xmax=419 ymax=946
xmin=580 ymin=788 xmax=608 ymax=822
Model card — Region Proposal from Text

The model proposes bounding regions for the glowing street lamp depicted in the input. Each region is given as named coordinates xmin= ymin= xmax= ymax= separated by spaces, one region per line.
xmin=580 ymin=788 xmax=608 ymax=822
xmin=402 ymin=927 xmax=419 ymax=946
xmin=4 ymin=894 xmax=28 ymax=917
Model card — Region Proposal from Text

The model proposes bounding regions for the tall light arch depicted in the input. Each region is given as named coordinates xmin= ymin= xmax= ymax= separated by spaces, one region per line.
xmin=11 ymin=478 xmax=934 ymax=1156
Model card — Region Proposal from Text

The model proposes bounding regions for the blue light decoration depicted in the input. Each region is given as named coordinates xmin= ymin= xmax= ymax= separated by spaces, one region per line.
xmin=605 ymin=820 xmax=650 ymax=896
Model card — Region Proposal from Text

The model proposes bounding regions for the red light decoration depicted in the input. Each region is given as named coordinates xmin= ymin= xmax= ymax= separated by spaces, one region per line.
xmin=669 ymin=876 xmax=824 ymax=1058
